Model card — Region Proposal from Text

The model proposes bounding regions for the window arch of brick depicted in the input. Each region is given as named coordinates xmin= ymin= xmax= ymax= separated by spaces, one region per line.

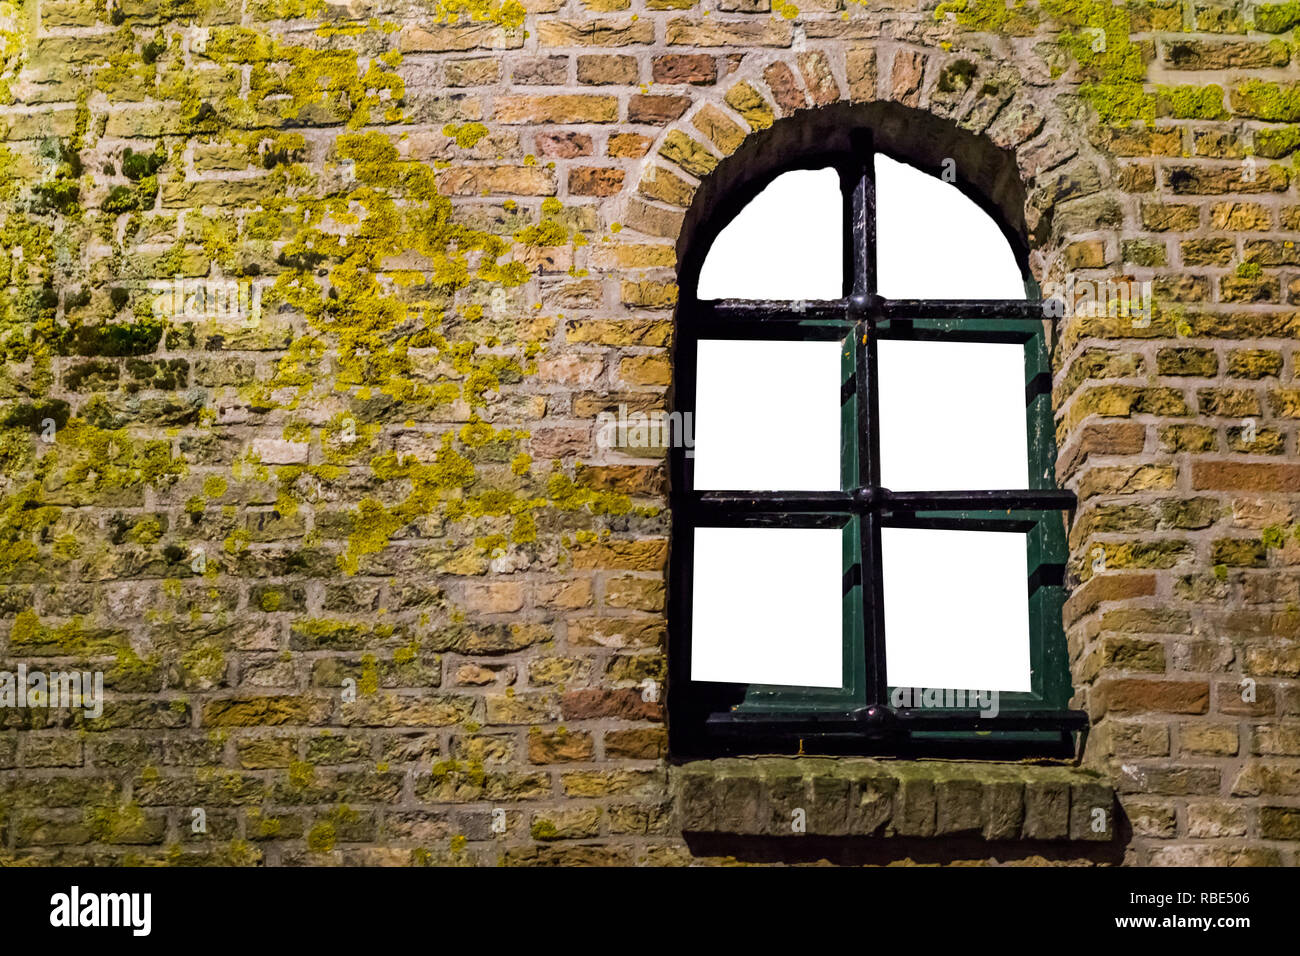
xmin=673 ymin=100 xmax=1040 ymax=299
xmin=665 ymin=102 xmax=1088 ymax=760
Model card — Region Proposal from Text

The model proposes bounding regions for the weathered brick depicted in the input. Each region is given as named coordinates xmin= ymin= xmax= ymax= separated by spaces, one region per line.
xmin=495 ymin=95 xmax=619 ymax=124
xmin=578 ymin=54 xmax=638 ymax=85
xmin=537 ymin=19 xmax=655 ymax=47
xmin=628 ymin=94 xmax=691 ymax=124
xmin=1096 ymin=679 xmax=1210 ymax=715
xmin=568 ymin=166 xmax=625 ymax=196
xmin=536 ymin=131 xmax=593 ymax=157
xmin=652 ymin=54 xmax=717 ymax=85
xmin=4 ymin=0 xmax=1295 ymax=873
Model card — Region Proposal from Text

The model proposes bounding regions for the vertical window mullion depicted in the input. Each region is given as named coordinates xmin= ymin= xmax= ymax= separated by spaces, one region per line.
xmin=861 ymin=508 xmax=888 ymax=710
xmin=855 ymin=316 xmax=887 ymax=709
xmin=850 ymin=133 xmax=883 ymax=709
xmin=846 ymin=132 xmax=876 ymax=296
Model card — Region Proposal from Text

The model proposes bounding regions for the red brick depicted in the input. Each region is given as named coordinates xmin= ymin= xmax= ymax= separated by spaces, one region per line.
xmin=628 ymin=94 xmax=691 ymax=124
xmin=652 ymin=54 xmax=718 ymax=85
xmin=1192 ymin=460 xmax=1300 ymax=491
xmin=762 ymin=61 xmax=806 ymax=114
xmin=561 ymin=688 xmax=663 ymax=721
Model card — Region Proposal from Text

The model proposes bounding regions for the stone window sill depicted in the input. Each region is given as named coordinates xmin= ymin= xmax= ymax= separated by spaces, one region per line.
xmin=671 ymin=757 xmax=1115 ymax=842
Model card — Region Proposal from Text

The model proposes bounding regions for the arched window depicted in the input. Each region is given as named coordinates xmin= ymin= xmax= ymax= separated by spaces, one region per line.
xmin=669 ymin=128 xmax=1083 ymax=758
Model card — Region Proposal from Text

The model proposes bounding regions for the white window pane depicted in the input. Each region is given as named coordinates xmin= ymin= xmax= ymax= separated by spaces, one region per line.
xmin=874 ymin=155 xmax=1025 ymax=300
xmin=877 ymin=339 xmax=1028 ymax=491
xmin=694 ymin=339 xmax=843 ymax=491
xmin=696 ymin=168 xmax=842 ymax=301
xmin=692 ymin=526 xmax=843 ymax=688
xmin=882 ymin=527 xmax=1031 ymax=693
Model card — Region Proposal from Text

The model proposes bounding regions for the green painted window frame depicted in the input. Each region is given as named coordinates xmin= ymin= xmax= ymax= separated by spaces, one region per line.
xmin=667 ymin=131 xmax=1085 ymax=758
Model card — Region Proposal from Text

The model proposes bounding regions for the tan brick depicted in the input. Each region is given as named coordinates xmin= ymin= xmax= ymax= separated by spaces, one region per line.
xmin=401 ymin=23 xmax=523 ymax=53
xmin=665 ymin=18 xmax=794 ymax=48
xmin=608 ymin=133 xmax=653 ymax=157
xmin=890 ymin=49 xmax=926 ymax=107
xmin=798 ymin=50 xmax=840 ymax=106
xmin=536 ymin=131 xmax=593 ymax=158
xmin=495 ymin=95 xmax=619 ymax=124
xmin=437 ymin=165 xmax=557 ymax=196
xmin=578 ymin=54 xmax=638 ymax=85
xmin=691 ymin=104 xmax=746 ymax=154
xmin=537 ymin=19 xmax=655 ymax=47
xmin=1097 ymin=679 xmax=1210 ymax=715
xmin=638 ymin=165 xmax=696 ymax=207
xmin=568 ymin=166 xmax=626 ymax=196
xmin=618 ymin=353 xmax=671 ymax=385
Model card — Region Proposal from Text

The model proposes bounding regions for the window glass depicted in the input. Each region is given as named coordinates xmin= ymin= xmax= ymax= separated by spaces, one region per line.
xmin=877 ymin=339 xmax=1028 ymax=491
xmin=874 ymin=154 xmax=1025 ymax=300
xmin=693 ymin=339 xmax=844 ymax=491
xmin=692 ymin=526 xmax=844 ymax=688
xmin=696 ymin=168 xmax=842 ymax=301
xmin=881 ymin=527 xmax=1032 ymax=693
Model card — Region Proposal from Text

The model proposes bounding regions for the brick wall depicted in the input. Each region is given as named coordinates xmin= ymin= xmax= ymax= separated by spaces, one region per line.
xmin=0 ymin=0 xmax=1297 ymax=865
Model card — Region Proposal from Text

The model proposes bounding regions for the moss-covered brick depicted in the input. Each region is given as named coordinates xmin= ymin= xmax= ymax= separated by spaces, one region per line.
xmin=1198 ymin=388 xmax=1261 ymax=417
xmin=1228 ymin=349 xmax=1284 ymax=379
xmin=724 ymin=81 xmax=774 ymax=129
xmin=1211 ymin=537 xmax=1268 ymax=567
xmin=1157 ymin=347 xmax=1218 ymax=377
xmin=658 ymin=129 xmax=719 ymax=177
xmin=1164 ymin=39 xmax=1289 ymax=71
xmin=1158 ymin=423 xmax=1217 ymax=453
xmin=672 ymin=760 xmax=1112 ymax=843
xmin=0 ymin=0 xmax=1294 ymax=871
xmin=124 ymin=358 xmax=189 ymax=391
xmin=1159 ymin=497 xmax=1220 ymax=529
xmin=201 ymin=696 xmax=333 ymax=727
xmin=56 ymin=321 xmax=164 ymax=357
xmin=1230 ymin=79 xmax=1300 ymax=121
xmin=2 ymin=398 xmax=71 ymax=431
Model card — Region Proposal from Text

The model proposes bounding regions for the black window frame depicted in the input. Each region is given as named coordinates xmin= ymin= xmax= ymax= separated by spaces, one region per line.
xmin=668 ymin=129 xmax=1087 ymax=759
